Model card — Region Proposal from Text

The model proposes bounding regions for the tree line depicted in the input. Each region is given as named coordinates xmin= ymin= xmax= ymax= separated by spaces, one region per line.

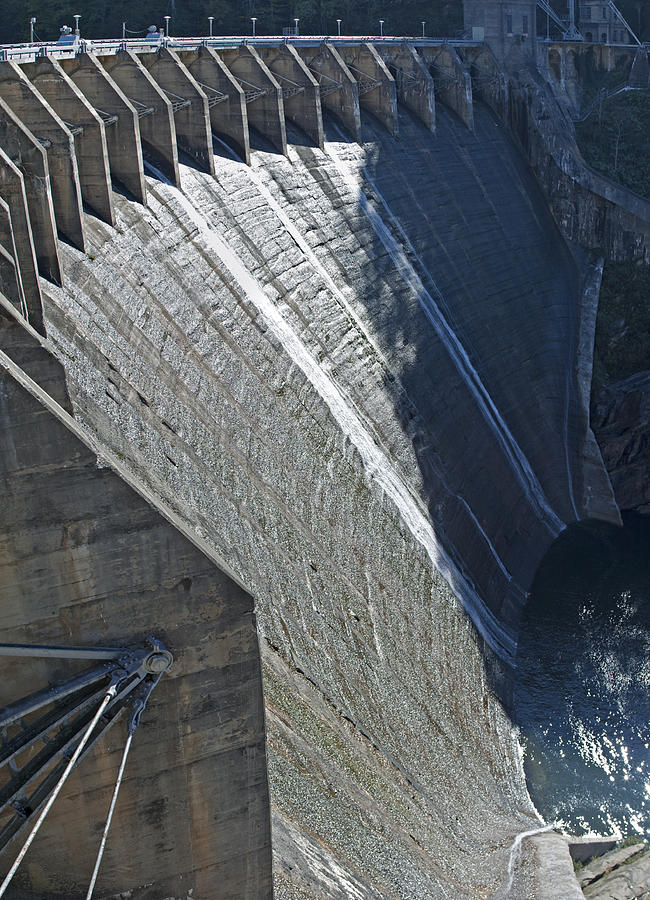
xmin=0 ymin=0 xmax=461 ymax=44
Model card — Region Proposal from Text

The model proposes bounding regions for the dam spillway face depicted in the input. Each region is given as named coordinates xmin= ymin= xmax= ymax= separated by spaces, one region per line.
xmin=0 ymin=36 xmax=626 ymax=898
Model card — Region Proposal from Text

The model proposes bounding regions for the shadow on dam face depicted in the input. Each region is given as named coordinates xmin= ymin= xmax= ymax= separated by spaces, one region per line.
xmin=513 ymin=513 xmax=650 ymax=840
xmin=300 ymin=101 xmax=593 ymax=672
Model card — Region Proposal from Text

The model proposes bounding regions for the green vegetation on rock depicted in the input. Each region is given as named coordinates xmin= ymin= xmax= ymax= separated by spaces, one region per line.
xmin=576 ymin=92 xmax=650 ymax=200
xmin=592 ymin=260 xmax=650 ymax=389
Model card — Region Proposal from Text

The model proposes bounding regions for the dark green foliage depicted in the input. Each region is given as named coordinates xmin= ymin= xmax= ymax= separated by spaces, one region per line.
xmin=593 ymin=260 xmax=650 ymax=387
xmin=576 ymin=92 xmax=650 ymax=199
xmin=0 ymin=0 xmax=461 ymax=43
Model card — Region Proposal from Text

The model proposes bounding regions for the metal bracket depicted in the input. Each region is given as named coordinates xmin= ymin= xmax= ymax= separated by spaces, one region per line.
xmin=0 ymin=637 xmax=172 ymax=857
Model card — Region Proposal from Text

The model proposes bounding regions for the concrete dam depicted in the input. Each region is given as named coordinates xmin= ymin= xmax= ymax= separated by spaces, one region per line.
xmin=0 ymin=28 xmax=649 ymax=899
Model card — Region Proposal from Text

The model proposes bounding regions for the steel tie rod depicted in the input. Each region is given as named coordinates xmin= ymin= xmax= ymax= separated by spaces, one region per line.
xmin=0 ymin=687 xmax=117 ymax=898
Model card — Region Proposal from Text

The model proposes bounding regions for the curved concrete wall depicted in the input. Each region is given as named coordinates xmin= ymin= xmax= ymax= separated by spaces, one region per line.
xmin=0 ymin=39 xmax=625 ymax=898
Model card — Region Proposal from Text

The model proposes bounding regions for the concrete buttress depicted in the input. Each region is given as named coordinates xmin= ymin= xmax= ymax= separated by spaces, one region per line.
xmin=61 ymin=53 xmax=147 ymax=205
xmin=138 ymin=48 xmax=215 ymax=177
xmin=420 ymin=45 xmax=474 ymax=132
xmin=219 ymin=46 xmax=287 ymax=156
xmin=0 ymin=61 xmax=86 ymax=253
xmin=338 ymin=43 xmax=398 ymax=136
xmin=21 ymin=57 xmax=115 ymax=226
xmin=180 ymin=46 xmax=250 ymax=165
xmin=99 ymin=50 xmax=180 ymax=188
xmin=379 ymin=44 xmax=436 ymax=132
xmin=0 ymin=96 xmax=60 ymax=285
xmin=298 ymin=44 xmax=361 ymax=142
xmin=0 ymin=193 xmax=25 ymax=312
xmin=0 ymin=147 xmax=42 ymax=329
xmin=258 ymin=45 xmax=324 ymax=150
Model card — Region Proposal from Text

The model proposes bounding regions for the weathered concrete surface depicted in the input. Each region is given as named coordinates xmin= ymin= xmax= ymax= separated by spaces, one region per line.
xmin=0 ymin=61 xmax=85 ymax=252
xmin=99 ymin=50 xmax=180 ymax=188
xmin=0 ymin=95 xmax=60 ymax=285
xmin=180 ymin=46 xmax=250 ymax=164
xmin=61 ymin=52 xmax=148 ymax=205
xmin=592 ymin=371 xmax=650 ymax=513
xmin=21 ymin=56 xmax=115 ymax=226
xmin=32 ymin=98 xmax=621 ymax=896
xmin=0 ymin=316 xmax=272 ymax=899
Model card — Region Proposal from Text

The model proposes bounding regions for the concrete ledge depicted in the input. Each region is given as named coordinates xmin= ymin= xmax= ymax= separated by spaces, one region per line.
xmin=21 ymin=57 xmax=115 ymax=226
xmin=220 ymin=46 xmax=287 ymax=156
xmin=420 ymin=45 xmax=474 ymax=131
xmin=0 ymin=96 xmax=60 ymax=285
xmin=0 ymin=61 xmax=85 ymax=252
xmin=338 ymin=43 xmax=398 ymax=136
xmin=181 ymin=46 xmax=250 ymax=165
xmin=0 ymin=196 xmax=25 ymax=313
xmin=259 ymin=45 xmax=324 ymax=150
xmin=100 ymin=50 xmax=180 ymax=188
xmin=61 ymin=52 xmax=147 ymax=205
xmin=380 ymin=43 xmax=436 ymax=132
xmin=139 ymin=48 xmax=215 ymax=176
xmin=531 ymin=833 xmax=586 ymax=900
xmin=0 ymin=149 xmax=42 ymax=330
xmin=299 ymin=44 xmax=361 ymax=142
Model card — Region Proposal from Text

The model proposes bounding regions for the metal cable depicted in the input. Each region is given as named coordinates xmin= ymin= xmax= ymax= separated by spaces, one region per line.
xmin=85 ymin=730 xmax=133 ymax=899
xmin=0 ymin=687 xmax=116 ymax=898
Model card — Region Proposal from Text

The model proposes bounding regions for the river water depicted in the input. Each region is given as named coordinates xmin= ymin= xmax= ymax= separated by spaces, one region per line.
xmin=514 ymin=512 xmax=650 ymax=837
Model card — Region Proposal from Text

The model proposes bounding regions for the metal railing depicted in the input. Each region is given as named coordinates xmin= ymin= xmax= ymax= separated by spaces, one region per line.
xmin=0 ymin=35 xmax=482 ymax=64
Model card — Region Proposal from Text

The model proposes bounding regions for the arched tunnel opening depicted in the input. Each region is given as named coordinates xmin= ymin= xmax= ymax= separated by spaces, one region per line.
xmin=513 ymin=512 xmax=650 ymax=838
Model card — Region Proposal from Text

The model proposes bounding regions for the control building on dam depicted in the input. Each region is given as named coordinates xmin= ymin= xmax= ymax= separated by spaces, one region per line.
xmin=0 ymin=0 xmax=649 ymax=896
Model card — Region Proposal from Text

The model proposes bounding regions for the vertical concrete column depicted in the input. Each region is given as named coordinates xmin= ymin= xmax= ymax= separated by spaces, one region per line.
xmin=21 ymin=57 xmax=114 ymax=226
xmin=138 ymin=48 xmax=215 ymax=176
xmin=298 ymin=44 xmax=361 ymax=142
xmin=0 ymin=195 xmax=25 ymax=313
xmin=0 ymin=148 xmax=43 ymax=331
xmin=463 ymin=46 xmax=509 ymax=120
xmin=0 ymin=61 xmax=85 ymax=252
xmin=421 ymin=46 xmax=474 ymax=132
xmin=220 ymin=46 xmax=287 ymax=156
xmin=0 ymin=96 xmax=60 ymax=285
xmin=180 ymin=46 xmax=250 ymax=164
xmin=258 ymin=45 xmax=324 ymax=150
xmin=61 ymin=53 xmax=147 ymax=205
xmin=379 ymin=44 xmax=435 ymax=132
xmin=99 ymin=50 xmax=180 ymax=188
xmin=338 ymin=43 xmax=398 ymax=136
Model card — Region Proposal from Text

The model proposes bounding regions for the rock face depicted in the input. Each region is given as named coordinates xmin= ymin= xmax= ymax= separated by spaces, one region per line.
xmin=592 ymin=371 xmax=650 ymax=513
xmin=0 ymin=98 xmax=620 ymax=896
